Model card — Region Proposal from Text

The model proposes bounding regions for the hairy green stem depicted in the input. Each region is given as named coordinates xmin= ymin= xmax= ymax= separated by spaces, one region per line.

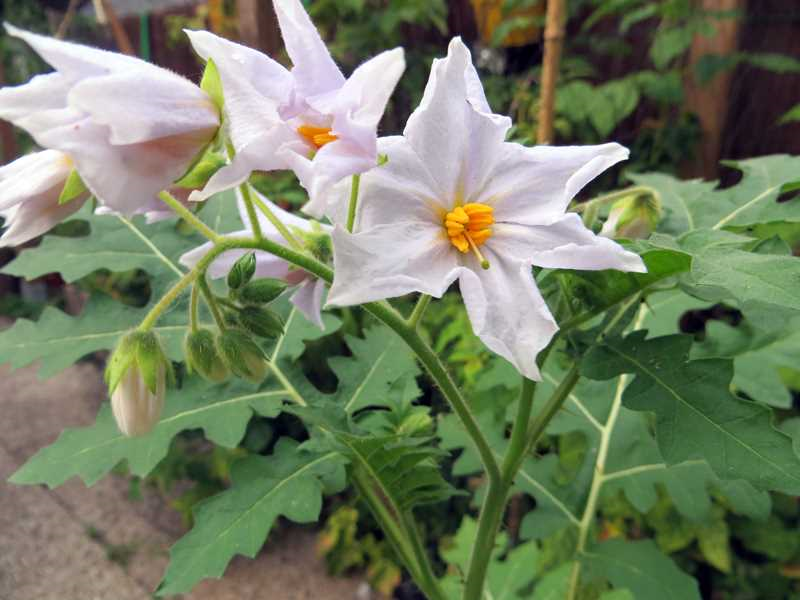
xmin=189 ymin=284 xmax=200 ymax=333
xmin=243 ymin=184 xmax=304 ymax=250
xmin=566 ymin=302 xmax=647 ymax=599
xmin=158 ymin=190 xmax=219 ymax=242
xmin=237 ymin=183 xmax=263 ymax=241
xmin=346 ymin=174 xmax=361 ymax=232
xmin=407 ymin=294 xmax=432 ymax=328
xmin=137 ymin=243 xmax=230 ymax=331
xmin=197 ymin=275 xmax=226 ymax=330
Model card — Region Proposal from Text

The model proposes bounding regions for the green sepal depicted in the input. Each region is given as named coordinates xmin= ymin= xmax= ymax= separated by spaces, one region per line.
xmin=174 ymin=147 xmax=227 ymax=189
xmin=134 ymin=330 xmax=171 ymax=394
xmin=294 ymin=223 xmax=332 ymax=263
xmin=238 ymin=306 xmax=285 ymax=339
xmin=227 ymin=252 xmax=256 ymax=290
xmin=104 ymin=331 xmax=139 ymax=394
xmin=238 ymin=278 xmax=288 ymax=305
xmin=201 ymin=57 xmax=224 ymax=112
xmin=184 ymin=328 xmax=229 ymax=383
xmin=216 ymin=329 xmax=268 ymax=383
xmin=58 ymin=169 xmax=88 ymax=206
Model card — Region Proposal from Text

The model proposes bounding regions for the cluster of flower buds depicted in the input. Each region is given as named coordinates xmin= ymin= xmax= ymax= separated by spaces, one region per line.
xmin=185 ymin=253 xmax=287 ymax=386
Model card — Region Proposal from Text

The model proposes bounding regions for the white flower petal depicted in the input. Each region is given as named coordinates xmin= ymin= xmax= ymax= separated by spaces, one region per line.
xmin=403 ymin=38 xmax=511 ymax=206
xmin=283 ymin=138 xmax=374 ymax=215
xmin=308 ymin=48 xmax=405 ymax=156
xmin=458 ymin=251 xmax=557 ymax=380
xmin=486 ymin=143 xmax=630 ymax=226
xmin=185 ymin=29 xmax=291 ymax=151
xmin=328 ymin=223 xmax=461 ymax=306
xmin=290 ymin=277 xmax=326 ymax=329
xmin=311 ymin=135 xmax=447 ymax=225
xmin=0 ymin=72 xmax=73 ymax=128
xmin=0 ymin=150 xmax=70 ymax=211
xmin=67 ymin=70 xmax=219 ymax=145
xmin=273 ymin=0 xmax=345 ymax=98
xmin=190 ymin=127 xmax=301 ymax=203
xmin=0 ymin=151 xmax=86 ymax=247
xmin=39 ymin=118 xmax=207 ymax=215
xmin=5 ymin=23 xmax=140 ymax=75
xmin=489 ymin=212 xmax=646 ymax=272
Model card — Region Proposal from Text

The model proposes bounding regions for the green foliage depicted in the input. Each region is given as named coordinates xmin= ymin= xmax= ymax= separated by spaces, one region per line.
xmin=156 ymin=438 xmax=347 ymax=595
xmin=582 ymin=332 xmax=800 ymax=495
xmin=582 ymin=539 xmax=701 ymax=599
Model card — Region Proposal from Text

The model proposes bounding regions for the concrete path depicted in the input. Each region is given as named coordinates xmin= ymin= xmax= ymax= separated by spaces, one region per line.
xmin=0 ymin=362 xmax=367 ymax=600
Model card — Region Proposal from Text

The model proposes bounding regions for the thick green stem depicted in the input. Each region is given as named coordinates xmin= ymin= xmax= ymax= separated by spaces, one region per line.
xmin=237 ymin=183 xmax=263 ymax=241
xmin=243 ymin=184 xmax=304 ymax=251
xmin=407 ymin=294 xmax=432 ymax=328
xmin=158 ymin=190 xmax=219 ymax=242
xmin=346 ymin=174 xmax=361 ymax=232
xmin=189 ymin=284 xmax=200 ymax=333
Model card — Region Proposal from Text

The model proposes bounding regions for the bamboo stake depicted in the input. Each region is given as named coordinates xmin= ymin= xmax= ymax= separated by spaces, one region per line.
xmin=95 ymin=0 xmax=136 ymax=56
xmin=536 ymin=0 xmax=566 ymax=144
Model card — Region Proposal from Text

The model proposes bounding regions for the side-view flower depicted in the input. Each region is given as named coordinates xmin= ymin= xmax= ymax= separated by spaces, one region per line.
xmin=327 ymin=38 xmax=645 ymax=380
xmin=0 ymin=149 xmax=88 ymax=246
xmin=184 ymin=0 xmax=405 ymax=216
xmin=0 ymin=23 xmax=219 ymax=236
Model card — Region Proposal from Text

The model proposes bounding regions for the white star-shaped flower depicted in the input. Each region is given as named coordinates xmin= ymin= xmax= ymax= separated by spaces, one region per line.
xmin=185 ymin=0 xmax=405 ymax=216
xmin=326 ymin=38 xmax=645 ymax=380
xmin=0 ymin=24 xmax=220 ymax=217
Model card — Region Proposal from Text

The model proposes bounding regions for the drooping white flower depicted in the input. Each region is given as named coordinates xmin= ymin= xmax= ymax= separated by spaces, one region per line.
xmin=184 ymin=0 xmax=405 ymax=216
xmin=326 ymin=38 xmax=646 ymax=380
xmin=111 ymin=362 xmax=166 ymax=437
xmin=179 ymin=188 xmax=330 ymax=328
xmin=0 ymin=149 xmax=88 ymax=247
xmin=106 ymin=331 xmax=171 ymax=437
xmin=0 ymin=24 xmax=220 ymax=216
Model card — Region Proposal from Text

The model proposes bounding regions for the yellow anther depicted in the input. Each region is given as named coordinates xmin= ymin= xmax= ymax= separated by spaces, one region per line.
xmin=297 ymin=125 xmax=339 ymax=149
xmin=443 ymin=202 xmax=494 ymax=268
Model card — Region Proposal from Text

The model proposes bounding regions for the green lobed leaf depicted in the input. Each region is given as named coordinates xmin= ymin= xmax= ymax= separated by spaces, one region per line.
xmin=583 ymin=539 xmax=700 ymax=600
xmin=630 ymin=155 xmax=800 ymax=235
xmin=582 ymin=332 xmax=800 ymax=495
xmin=440 ymin=517 xmax=539 ymax=600
xmin=156 ymin=438 xmax=347 ymax=595
xmin=10 ymin=306 xmax=339 ymax=487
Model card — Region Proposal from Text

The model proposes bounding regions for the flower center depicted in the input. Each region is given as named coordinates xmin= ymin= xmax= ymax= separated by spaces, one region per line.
xmin=297 ymin=125 xmax=338 ymax=149
xmin=444 ymin=203 xmax=493 ymax=269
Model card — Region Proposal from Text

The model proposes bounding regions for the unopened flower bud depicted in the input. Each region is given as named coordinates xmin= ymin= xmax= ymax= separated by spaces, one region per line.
xmin=227 ymin=252 xmax=256 ymax=291
xmin=238 ymin=306 xmax=285 ymax=338
xmin=239 ymin=278 xmax=288 ymax=304
xmin=105 ymin=331 xmax=172 ymax=437
xmin=184 ymin=328 xmax=229 ymax=382
xmin=216 ymin=329 xmax=269 ymax=383
xmin=600 ymin=193 xmax=661 ymax=240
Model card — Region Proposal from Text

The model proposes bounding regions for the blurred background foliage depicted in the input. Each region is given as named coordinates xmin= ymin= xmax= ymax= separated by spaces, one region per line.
xmin=1 ymin=1 xmax=800 ymax=598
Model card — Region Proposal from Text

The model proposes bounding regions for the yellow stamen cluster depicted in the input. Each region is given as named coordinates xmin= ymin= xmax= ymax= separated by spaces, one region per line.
xmin=297 ymin=125 xmax=338 ymax=149
xmin=444 ymin=203 xmax=493 ymax=268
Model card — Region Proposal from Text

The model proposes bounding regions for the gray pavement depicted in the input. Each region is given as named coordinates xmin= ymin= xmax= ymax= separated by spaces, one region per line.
xmin=0 ymin=362 xmax=366 ymax=600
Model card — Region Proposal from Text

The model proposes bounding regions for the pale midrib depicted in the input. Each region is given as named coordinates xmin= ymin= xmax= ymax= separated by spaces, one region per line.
xmin=344 ymin=343 xmax=394 ymax=412
xmin=499 ymin=449 xmax=580 ymax=526
xmin=605 ymin=344 xmax=800 ymax=484
xmin=65 ymin=391 xmax=289 ymax=461
xmin=712 ymin=165 xmax=778 ymax=230
xmin=118 ymin=216 xmax=184 ymax=276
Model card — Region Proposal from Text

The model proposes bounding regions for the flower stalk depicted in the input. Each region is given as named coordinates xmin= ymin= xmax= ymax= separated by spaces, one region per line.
xmin=158 ymin=190 xmax=220 ymax=242
xmin=346 ymin=174 xmax=361 ymax=232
